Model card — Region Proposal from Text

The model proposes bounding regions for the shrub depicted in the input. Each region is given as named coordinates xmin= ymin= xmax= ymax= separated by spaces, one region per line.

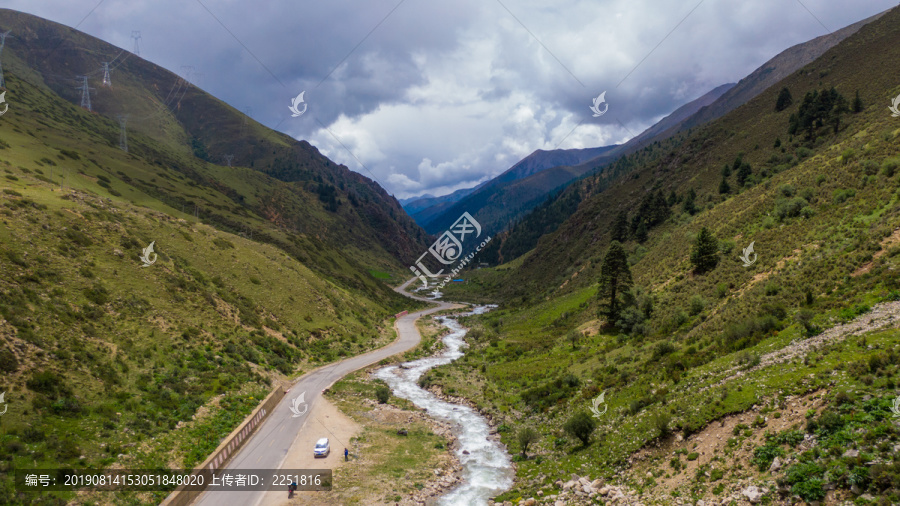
xmin=652 ymin=342 xmax=676 ymax=361
xmin=774 ymin=197 xmax=807 ymax=220
xmin=812 ymin=411 xmax=844 ymax=434
xmin=688 ymin=295 xmax=706 ymax=316
xmin=213 ymin=238 xmax=235 ymax=249
xmin=791 ymin=479 xmax=825 ymax=502
xmin=833 ymin=189 xmax=856 ymax=204
xmin=374 ymin=384 xmax=391 ymax=404
xmin=563 ymin=411 xmax=596 ymax=446
xmin=752 ymin=444 xmax=785 ymax=471
xmin=716 ymin=283 xmax=729 ymax=298
xmin=517 ymin=427 xmax=540 ymax=457
xmin=26 ymin=370 xmax=68 ymax=398
xmin=882 ymin=158 xmax=899 ymax=177
xmin=653 ymin=413 xmax=672 ymax=437
xmin=0 ymin=347 xmax=18 ymax=372
xmin=83 ymin=284 xmax=110 ymax=305
xmin=772 ymin=429 xmax=804 ymax=446
xmin=686 ymin=452 xmax=699 ymax=461
xmin=22 ymin=426 xmax=46 ymax=443
xmin=840 ymin=148 xmax=856 ymax=164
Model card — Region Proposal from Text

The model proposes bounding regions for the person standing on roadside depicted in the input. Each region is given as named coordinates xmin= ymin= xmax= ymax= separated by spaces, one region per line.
xmin=344 ymin=447 xmax=348 ymax=461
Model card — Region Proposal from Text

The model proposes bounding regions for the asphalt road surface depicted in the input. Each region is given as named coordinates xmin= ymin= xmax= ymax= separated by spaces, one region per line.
xmin=192 ymin=278 xmax=457 ymax=506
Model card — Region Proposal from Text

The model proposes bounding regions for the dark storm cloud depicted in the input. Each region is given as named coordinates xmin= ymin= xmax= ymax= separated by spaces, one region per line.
xmin=5 ymin=0 xmax=897 ymax=198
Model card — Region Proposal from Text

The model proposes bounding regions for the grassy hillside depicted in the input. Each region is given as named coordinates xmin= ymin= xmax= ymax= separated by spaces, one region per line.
xmin=427 ymin=5 xmax=900 ymax=504
xmin=0 ymin=9 xmax=430 ymax=505
xmin=0 ymin=8 xmax=429 ymax=273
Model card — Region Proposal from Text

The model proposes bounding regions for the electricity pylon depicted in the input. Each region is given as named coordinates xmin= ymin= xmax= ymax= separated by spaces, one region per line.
xmin=0 ymin=31 xmax=12 ymax=88
xmin=101 ymin=62 xmax=112 ymax=87
xmin=224 ymin=154 xmax=234 ymax=167
xmin=117 ymin=115 xmax=128 ymax=152
xmin=76 ymin=76 xmax=94 ymax=111
xmin=131 ymin=31 xmax=141 ymax=56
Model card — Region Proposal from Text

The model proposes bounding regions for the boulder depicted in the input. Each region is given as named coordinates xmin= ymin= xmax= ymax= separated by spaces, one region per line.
xmin=742 ymin=485 xmax=764 ymax=504
xmin=842 ymin=449 xmax=859 ymax=458
xmin=769 ymin=456 xmax=782 ymax=472
xmin=522 ymin=499 xmax=536 ymax=506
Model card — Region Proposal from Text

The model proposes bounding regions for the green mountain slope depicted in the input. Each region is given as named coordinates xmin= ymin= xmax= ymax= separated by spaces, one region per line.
xmin=428 ymin=5 xmax=900 ymax=503
xmin=482 ymin=10 xmax=887 ymax=267
xmin=0 ymin=8 xmax=429 ymax=271
xmin=420 ymin=146 xmax=619 ymax=235
xmin=0 ymin=9 xmax=428 ymax=505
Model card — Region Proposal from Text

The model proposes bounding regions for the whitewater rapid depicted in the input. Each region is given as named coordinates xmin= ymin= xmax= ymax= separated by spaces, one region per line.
xmin=373 ymin=305 xmax=513 ymax=506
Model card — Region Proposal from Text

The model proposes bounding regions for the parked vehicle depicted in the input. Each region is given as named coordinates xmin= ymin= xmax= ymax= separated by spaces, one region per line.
xmin=314 ymin=438 xmax=330 ymax=457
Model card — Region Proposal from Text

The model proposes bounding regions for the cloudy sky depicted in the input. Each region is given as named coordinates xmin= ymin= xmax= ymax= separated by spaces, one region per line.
xmin=5 ymin=0 xmax=896 ymax=198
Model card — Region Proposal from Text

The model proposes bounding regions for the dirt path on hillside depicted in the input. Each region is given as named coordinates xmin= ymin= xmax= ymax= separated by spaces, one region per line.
xmin=703 ymin=300 xmax=900 ymax=392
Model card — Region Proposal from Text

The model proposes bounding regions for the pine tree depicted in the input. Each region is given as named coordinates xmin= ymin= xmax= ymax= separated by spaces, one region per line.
xmin=635 ymin=221 xmax=648 ymax=243
xmin=651 ymin=190 xmax=671 ymax=225
xmin=667 ymin=190 xmax=678 ymax=206
xmin=721 ymin=163 xmax=731 ymax=178
xmin=732 ymin=154 xmax=743 ymax=173
xmin=775 ymin=87 xmax=793 ymax=112
xmin=611 ymin=211 xmax=629 ymax=242
xmin=718 ymin=177 xmax=730 ymax=194
xmin=852 ymin=90 xmax=863 ymax=113
xmin=690 ymin=227 xmax=719 ymax=274
xmin=682 ymin=189 xmax=697 ymax=215
xmin=598 ymin=241 xmax=633 ymax=322
xmin=736 ymin=163 xmax=752 ymax=187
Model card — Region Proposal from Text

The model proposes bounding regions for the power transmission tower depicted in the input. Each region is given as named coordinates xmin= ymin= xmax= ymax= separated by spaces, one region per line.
xmin=101 ymin=62 xmax=112 ymax=87
xmin=117 ymin=115 xmax=128 ymax=152
xmin=0 ymin=31 xmax=12 ymax=88
xmin=224 ymin=154 xmax=234 ymax=167
xmin=180 ymin=66 xmax=194 ymax=85
xmin=76 ymin=76 xmax=95 ymax=111
xmin=131 ymin=31 xmax=141 ymax=56
xmin=240 ymin=107 xmax=252 ymax=136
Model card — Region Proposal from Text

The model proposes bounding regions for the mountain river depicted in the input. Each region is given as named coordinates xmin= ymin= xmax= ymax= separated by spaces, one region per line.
xmin=373 ymin=305 xmax=513 ymax=505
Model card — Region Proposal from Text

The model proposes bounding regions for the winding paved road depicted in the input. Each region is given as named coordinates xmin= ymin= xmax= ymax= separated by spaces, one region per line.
xmin=192 ymin=278 xmax=455 ymax=506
